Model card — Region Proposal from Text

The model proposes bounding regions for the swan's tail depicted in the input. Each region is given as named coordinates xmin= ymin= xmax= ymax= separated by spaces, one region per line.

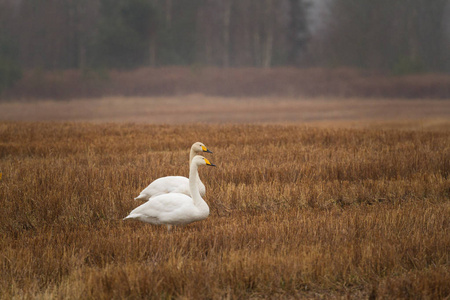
xmin=134 ymin=194 xmax=149 ymax=201
xmin=123 ymin=214 xmax=135 ymax=221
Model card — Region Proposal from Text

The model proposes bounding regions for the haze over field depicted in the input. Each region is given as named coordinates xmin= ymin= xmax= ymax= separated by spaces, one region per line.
xmin=0 ymin=96 xmax=449 ymax=126
xmin=1 ymin=0 xmax=450 ymax=101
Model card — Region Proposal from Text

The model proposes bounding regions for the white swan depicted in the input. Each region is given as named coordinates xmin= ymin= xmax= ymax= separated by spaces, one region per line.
xmin=134 ymin=142 xmax=212 ymax=201
xmin=124 ymin=155 xmax=215 ymax=230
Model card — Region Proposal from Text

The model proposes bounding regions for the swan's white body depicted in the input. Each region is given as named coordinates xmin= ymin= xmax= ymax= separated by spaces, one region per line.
xmin=134 ymin=142 xmax=211 ymax=201
xmin=124 ymin=156 xmax=215 ymax=229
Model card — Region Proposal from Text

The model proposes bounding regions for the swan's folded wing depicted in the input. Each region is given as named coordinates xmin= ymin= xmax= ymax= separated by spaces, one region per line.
xmin=126 ymin=193 xmax=193 ymax=221
xmin=137 ymin=176 xmax=190 ymax=199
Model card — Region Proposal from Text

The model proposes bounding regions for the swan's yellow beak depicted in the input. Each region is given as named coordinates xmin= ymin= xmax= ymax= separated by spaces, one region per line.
xmin=202 ymin=145 xmax=213 ymax=153
xmin=204 ymin=158 xmax=216 ymax=167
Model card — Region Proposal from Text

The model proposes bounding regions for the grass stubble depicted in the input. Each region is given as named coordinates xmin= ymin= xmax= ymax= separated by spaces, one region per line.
xmin=0 ymin=122 xmax=449 ymax=299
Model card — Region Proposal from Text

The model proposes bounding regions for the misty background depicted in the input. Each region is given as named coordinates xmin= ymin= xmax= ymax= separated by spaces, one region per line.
xmin=0 ymin=0 xmax=450 ymax=99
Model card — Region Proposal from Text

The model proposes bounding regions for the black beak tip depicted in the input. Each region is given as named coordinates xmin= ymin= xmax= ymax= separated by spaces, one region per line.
xmin=210 ymin=163 xmax=216 ymax=167
xmin=206 ymin=149 xmax=213 ymax=153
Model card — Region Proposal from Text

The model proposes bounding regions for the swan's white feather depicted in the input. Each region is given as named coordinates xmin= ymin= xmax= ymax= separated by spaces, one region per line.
xmin=125 ymin=193 xmax=203 ymax=225
xmin=134 ymin=176 xmax=205 ymax=200
xmin=124 ymin=155 xmax=214 ymax=229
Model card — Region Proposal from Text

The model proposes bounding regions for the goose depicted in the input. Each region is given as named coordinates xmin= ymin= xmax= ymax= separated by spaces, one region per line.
xmin=124 ymin=155 xmax=216 ymax=230
xmin=134 ymin=142 xmax=212 ymax=201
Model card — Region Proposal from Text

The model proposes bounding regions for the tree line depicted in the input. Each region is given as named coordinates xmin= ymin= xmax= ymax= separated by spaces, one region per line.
xmin=311 ymin=0 xmax=450 ymax=74
xmin=0 ymin=0 xmax=310 ymax=70
xmin=0 ymin=0 xmax=449 ymax=91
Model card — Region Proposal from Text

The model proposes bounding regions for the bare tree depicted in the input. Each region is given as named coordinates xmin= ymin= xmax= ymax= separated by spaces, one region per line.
xmin=223 ymin=0 xmax=232 ymax=67
xmin=262 ymin=0 xmax=274 ymax=68
xmin=68 ymin=0 xmax=100 ymax=69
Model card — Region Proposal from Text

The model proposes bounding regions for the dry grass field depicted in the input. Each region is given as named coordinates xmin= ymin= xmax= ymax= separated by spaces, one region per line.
xmin=0 ymin=121 xmax=449 ymax=299
xmin=1 ymin=96 xmax=450 ymax=124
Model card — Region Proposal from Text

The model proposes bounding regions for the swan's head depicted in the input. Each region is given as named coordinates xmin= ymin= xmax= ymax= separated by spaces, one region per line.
xmin=192 ymin=142 xmax=213 ymax=154
xmin=192 ymin=155 xmax=216 ymax=167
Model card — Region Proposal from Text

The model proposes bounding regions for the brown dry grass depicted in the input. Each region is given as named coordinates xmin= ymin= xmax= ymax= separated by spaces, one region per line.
xmin=3 ymin=67 xmax=450 ymax=100
xmin=1 ymin=95 xmax=450 ymax=125
xmin=0 ymin=122 xmax=449 ymax=299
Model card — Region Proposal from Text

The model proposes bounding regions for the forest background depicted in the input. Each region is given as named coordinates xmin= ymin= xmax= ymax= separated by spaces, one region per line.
xmin=1 ymin=0 xmax=450 ymax=100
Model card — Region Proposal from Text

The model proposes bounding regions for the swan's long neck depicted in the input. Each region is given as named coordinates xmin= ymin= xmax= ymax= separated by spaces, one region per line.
xmin=189 ymin=162 xmax=209 ymax=214
xmin=189 ymin=148 xmax=195 ymax=164
xmin=189 ymin=148 xmax=202 ymax=183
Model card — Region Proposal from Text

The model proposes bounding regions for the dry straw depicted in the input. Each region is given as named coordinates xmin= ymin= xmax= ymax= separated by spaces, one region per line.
xmin=0 ymin=122 xmax=449 ymax=299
